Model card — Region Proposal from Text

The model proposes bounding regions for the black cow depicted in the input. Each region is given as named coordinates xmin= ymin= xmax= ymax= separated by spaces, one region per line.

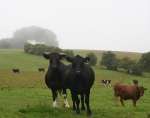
xmin=12 ymin=69 xmax=20 ymax=73
xmin=38 ymin=68 xmax=45 ymax=72
xmin=65 ymin=55 xmax=95 ymax=116
xmin=43 ymin=52 xmax=70 ymax=108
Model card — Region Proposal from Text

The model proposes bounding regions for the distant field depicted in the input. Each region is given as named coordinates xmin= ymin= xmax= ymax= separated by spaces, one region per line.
xmin=0 ymin=49 xmax=149 ymax=118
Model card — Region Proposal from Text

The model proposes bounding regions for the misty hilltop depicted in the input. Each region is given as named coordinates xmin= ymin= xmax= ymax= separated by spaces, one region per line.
xmin=0 ymin=26 xmax=58 ymax=48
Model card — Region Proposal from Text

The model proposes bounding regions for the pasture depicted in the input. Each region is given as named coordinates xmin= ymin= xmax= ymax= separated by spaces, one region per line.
xmin=0 ymin=49 xmax=150 ymax=118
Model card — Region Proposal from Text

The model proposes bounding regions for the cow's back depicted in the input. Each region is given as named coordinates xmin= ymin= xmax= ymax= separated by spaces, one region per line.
xmin=66 ymin=64 xmax=95 ymax=93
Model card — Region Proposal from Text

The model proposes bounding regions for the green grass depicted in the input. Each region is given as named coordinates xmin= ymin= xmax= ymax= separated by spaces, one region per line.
xmin=0 ymin=49 xmax=48 ymax=71
xmin=0 ymin=49 xmax=149 ymax=118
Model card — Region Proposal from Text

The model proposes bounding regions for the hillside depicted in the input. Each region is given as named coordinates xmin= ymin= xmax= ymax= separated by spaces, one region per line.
xmin=0 ymin=49 xmax=142 ymax=70
xmin=0 ymin=49 xmax=149 ymax=118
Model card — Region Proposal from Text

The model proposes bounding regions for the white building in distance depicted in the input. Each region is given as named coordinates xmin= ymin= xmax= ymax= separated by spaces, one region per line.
xmin=27 ymin=40 xmax=45 ymax=45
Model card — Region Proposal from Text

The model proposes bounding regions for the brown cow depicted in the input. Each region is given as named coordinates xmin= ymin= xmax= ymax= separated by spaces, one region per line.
xmin=114 ymin=83 xmax=147 ymax=107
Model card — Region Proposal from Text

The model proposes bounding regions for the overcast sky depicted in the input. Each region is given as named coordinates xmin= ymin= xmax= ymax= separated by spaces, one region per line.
xmin=0 ymin=0 xmax=150 ymax=52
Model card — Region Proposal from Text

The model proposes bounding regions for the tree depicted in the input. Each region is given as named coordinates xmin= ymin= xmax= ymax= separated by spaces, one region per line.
xmin=0 ymin=39 xmax=12 ymax=49
xmin=129 ymin=63 xmax=143 ymax=76
xmin=24 ymin=43 xmax=61 ymax=55
xmin=86 ymin=52 xmax=97 ymax=66
xmin=0 ymin=26 xmax=58 ymax=49
xmin=119 ymin=57 xmax=135 ymax=73
xmin=101 ymin=51 xmax=118 ymax=70
xmin=139 ymin=52 xmax=150 ymax=72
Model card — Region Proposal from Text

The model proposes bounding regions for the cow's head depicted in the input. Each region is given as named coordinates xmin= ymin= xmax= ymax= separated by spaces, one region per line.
xmin=65 ymin=55 xmax=90 ymax=74
xmin=43 ymin=52 xmax=66 ymax=69
xmin=139 ymin=86 xmax=147 ymax=96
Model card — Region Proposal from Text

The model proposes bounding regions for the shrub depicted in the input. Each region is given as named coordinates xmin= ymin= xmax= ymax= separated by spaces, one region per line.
xmin=129 ymin=63 xmax=143 ymax=76
xmin=24 ymin=43 xmax=62 ymax=55
xmin=139 ymin=52 xmax=150 ymax=72
xmin=101 ymin=51 xmax=118 ymax=70
xmin=118 ymin=57 xmax=135 ymax=72
xmin=86 ymin=52 xmax=97 ymax=66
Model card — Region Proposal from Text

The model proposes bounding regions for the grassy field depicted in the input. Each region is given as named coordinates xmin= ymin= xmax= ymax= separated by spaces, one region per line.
xmin=0 ymin=49 xmax=150 ymax=118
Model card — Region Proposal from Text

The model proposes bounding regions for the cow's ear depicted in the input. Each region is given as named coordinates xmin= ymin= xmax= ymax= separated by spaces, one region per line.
xmin=84 ymin=57 xmax=90 ymax=63
xmin=65 ymin=56 xmax=73 ymax=62
xmin=43 ymin=52 xmax=50 ymax=59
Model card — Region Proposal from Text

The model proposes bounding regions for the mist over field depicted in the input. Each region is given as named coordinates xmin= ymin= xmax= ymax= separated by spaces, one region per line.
xmin=0 ymin=26 xmax=58 ymax=48
xmin=0 ymin=0 xmax=150 ymax=52
xmin=0 ymin=0 xmax=150 ymax=118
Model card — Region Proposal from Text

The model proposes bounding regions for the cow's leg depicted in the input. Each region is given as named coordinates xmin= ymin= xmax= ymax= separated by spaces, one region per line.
xmin=71 ymin=92 xmax=76 ymax=111
xmin=81 ymin=94 xmax=85 ymax=110
xmin=52 ymin=89 xmax=58 ymax=108
xmin=75 ymin=94 xmax=80 ymax=114
xmin=132 ymin=100 xmax=136 ymax=107
xmin=85 ymin=91 xmax=92 ymax=116
xmin=62 ymin=89 xmax=70 ymax=108
xmin=120 ymin=98 xmax=125 ymax=106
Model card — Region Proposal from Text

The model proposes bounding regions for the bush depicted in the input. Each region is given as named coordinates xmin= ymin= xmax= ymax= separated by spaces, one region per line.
xmin=86 ymin=52 xmax=97 ymax=66
xmin=118 ymin=57 xmax=135 ymax=72
xmin=101 ymin=51 xmax=118 ymax=70
xmin=139 ymin=52 xmax=150 ymax=72
xmin=24 ymin=43 xmax=62 ymax=55
xmin=129 ymin=63 xmax=143 ymax=76
xmin=0 ymin=39 xmax=12 ymax=49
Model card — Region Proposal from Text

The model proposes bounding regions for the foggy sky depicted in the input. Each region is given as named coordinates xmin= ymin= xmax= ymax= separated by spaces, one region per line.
xmin=0 ymin=0 xmax=150 ymax=52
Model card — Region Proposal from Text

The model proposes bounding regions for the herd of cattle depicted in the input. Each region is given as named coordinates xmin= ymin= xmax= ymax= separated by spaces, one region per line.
xmin=11 ymin=52 xmax=147 ymax=116
xmin=42 ymin=52 xmax=147 ymax=116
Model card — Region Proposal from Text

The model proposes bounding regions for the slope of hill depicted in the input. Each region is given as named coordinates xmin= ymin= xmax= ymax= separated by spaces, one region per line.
xmin=0 ymin=49 xmax=149 ymax=118
xmin=0 ymin=49 xmax=141 ymax=71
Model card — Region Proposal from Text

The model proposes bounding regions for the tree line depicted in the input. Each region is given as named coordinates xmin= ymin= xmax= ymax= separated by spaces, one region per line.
xmin=24 ymin=44 xmax=150 ymax=76
xmin=101 ymin=51 xmax=150 ymax=76
xmin=24 ymin=43 xmax=74 ymax=56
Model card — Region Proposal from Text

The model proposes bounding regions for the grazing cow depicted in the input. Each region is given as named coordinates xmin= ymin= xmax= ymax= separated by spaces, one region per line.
xmin=38 ymin=68 xmax=45 ymax=72
xmin=12 ymin=69 xmax=20 ymax=73
xmin=101 ymin=79 xmax=111 ymax=87
xmin=43 ymin=52 xmax=70 ymax=108
xmin=113 ymin=83 xmax=147 ymax=106
xmin=65 ymin=55 xmax=95 ymax=116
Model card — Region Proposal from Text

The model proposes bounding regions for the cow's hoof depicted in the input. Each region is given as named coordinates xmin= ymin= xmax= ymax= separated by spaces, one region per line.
xmin=53 ymin=101 xmax=58 ymax=108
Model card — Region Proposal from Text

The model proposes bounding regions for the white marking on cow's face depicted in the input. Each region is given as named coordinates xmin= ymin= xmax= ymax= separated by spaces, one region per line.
xmin=53 ymin=100 xmax=58 ymax=108
xmin=64 ymin=99 xmax=70 ymax=108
